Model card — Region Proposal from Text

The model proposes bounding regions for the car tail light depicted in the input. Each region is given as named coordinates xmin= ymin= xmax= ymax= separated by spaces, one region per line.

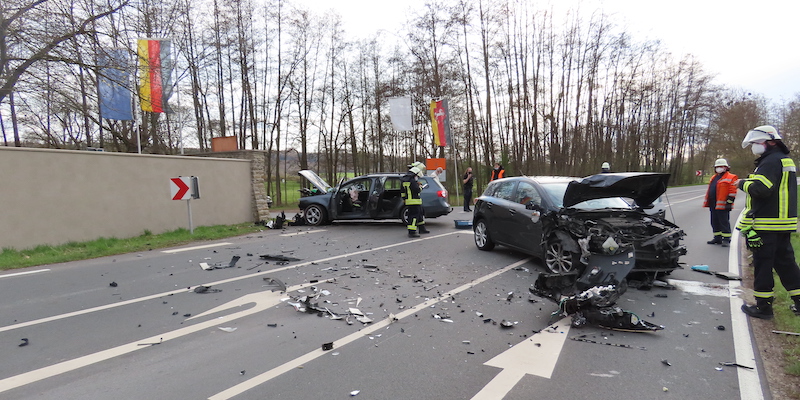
xmin=437 ymin=190 xmax=447 ymax=198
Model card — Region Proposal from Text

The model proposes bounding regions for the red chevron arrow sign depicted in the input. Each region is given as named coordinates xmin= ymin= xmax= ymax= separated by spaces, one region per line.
xmin=170 ymin=177 xmax=192 ymax=200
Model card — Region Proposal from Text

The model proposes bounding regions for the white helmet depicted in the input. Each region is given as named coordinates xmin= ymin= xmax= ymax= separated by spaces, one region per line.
xmin=714 ymin=158 xmax=729 ymax=167
xmin=742 ymin=125 xmax=782 ymax=148
xmin=410 ymin=166 xmax=424 ymax=177
xmin=601 ymin=162 xmax=610 ymax=170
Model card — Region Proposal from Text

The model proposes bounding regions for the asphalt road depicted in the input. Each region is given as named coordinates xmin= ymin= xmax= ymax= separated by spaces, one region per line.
xmin=0 ymin=185 xmax=767 ymax=400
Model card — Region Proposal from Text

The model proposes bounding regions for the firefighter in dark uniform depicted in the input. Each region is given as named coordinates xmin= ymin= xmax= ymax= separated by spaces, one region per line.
xmin=402 ymin=161 xmax=430 ymax=238
xmin=737 ymin=125 xmax=800 ymax=319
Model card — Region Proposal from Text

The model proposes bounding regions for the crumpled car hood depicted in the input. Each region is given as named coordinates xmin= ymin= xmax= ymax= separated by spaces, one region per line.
xmin=563 ymin=172 xmax=670 ymax=208
xmin=298 ymin=170 xmax=333 ymax=193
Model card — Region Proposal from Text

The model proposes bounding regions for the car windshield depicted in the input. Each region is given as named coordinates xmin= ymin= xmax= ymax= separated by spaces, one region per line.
xmin=540 ymin=181 xmax=632 ymax=210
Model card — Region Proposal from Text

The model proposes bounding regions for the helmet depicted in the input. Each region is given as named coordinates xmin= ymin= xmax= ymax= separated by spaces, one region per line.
xmin=601 ymin=162 xmax=610 ymax=170
xmin=409 ymin=166 xmax=424 ymax=177
xmin=742 ymin=125 xmax=782 ymax=148
xmin=408 ymin=161 xmax=426 ymax=174
xmin=714 ymin=158 xmax=729 ymax=167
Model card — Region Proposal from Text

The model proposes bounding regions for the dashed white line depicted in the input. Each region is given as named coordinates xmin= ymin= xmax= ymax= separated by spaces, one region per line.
xmin=161 ymin=242 xmax=233 ymax=254
xmin=0 ymin=269 xmax=50 ymax=279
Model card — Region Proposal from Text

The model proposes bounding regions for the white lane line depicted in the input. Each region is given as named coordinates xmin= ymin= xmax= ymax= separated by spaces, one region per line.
xmin=0 ymin=269 xmax=50 ymax=279
xmin=208 ymin=257 xmax=532 ymax=400
xmin=0 ymin=281 xmax=325 ymax=395
xmin=280 ymin=230 xmax=326 ymax=237
xmin=729 ymin=212 xmax=765 ymax=400
xmin=161 ymin=242 xmax=233 ymax=254
xmin=0 ymin=231 xmax=466 ymax=333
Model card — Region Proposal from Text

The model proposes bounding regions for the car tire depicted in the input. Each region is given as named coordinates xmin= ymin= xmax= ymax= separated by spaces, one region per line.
xmin=474 ymin=219 xmax=495 ymax=251
xmin=544 ymin=238 xmax=580 ymax=273
xmin=304 ymin=204 xmax=327 ymax=226
xmin=400 ymin=206 xmax=410 ymax=225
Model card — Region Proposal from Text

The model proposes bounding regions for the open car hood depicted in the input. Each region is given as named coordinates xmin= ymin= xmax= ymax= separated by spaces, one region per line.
xmin=298 ymin=170 xmax=332 ymax=193
xmin=563 ymin=172 xmax=670 ymax=208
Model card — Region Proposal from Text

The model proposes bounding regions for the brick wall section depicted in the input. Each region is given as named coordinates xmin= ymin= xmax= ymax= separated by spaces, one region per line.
xmin=191 ymin=150 xmax=271 ymax=222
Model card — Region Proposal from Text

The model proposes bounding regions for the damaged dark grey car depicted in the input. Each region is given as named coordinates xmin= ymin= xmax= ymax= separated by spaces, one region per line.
xmin=473 ymin=172 xmax=686 ymax=281
xmin=297 ymin=170 xmax=452 ymax=226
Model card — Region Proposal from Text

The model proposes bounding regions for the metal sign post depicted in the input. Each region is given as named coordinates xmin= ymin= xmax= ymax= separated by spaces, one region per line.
xmin=170 ymin=176 xmax=200 ymax=234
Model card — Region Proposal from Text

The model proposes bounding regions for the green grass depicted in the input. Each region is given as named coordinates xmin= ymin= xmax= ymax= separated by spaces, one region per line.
xmin=774 ymin=232 xmax=800 ymax=376
xmin=0 ymin=223 xmax=265 ymax=271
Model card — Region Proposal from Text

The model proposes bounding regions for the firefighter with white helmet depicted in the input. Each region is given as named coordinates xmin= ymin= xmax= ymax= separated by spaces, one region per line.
xmin=737 ymin=125 xmax=800 ymax=318
xmin=401 ymin=161 xmax=430 ymax=237
xmin=703 ymin=158 xmax=737 ymax=246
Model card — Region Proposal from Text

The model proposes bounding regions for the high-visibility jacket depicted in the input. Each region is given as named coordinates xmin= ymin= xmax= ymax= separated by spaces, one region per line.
xmin=703 ymin=170 xmax=738 ymax=210
xmin=736 ymin=148 xmax=798 ymax=232
xmin=490 ymin=168 xmax=505 ymax=181
xmin=401 ymin=172 xmax=422 ymax=205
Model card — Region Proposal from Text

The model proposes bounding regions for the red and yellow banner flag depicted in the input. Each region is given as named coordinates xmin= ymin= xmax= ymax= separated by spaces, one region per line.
xmin=430 ymin=98 xmax=450 ymax=147
xmin=137 ymin=39 xmax=173 ymax=113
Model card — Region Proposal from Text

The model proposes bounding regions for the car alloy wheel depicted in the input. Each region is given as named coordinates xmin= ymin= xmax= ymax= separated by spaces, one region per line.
xmin=304 ymin=204 xmax=326 ymax=226
xmin=545 ymin=239 xmax=576 ymax=273
xmin=474 ymin=219 xmax=495 ymax=250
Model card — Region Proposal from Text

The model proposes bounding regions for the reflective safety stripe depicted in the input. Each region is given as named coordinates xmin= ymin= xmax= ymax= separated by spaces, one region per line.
xmin=748 ymin=174 xmax=773 ymax=188
xmin=788 ymin=288 xmax=800 ymax=297
xmin=754 ymin=291 xmax=774 ymax=299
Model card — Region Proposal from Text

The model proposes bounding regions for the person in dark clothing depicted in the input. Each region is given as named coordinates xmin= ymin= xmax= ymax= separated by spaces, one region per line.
xmin=462 ymin=167 xmax=474 ymax=212
xmin=402 ymin=161 xmax=430 ymax=237
xmin=489 ymin=163 xmax=505 ymax=181
xmin=737 ymin=125 xmax=800 ymax=319
xmin=703 ymin=158 xmax=738 ymax=247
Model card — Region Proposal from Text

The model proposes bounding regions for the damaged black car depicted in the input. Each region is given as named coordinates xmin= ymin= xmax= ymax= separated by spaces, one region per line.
xmin=473 ymin=172 xmax=686 ymax=283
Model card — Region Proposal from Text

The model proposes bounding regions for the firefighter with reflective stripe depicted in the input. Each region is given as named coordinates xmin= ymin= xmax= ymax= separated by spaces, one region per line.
xmin=402 ymin=161 xmax=430 ymax=238
xmin=737 ymin=125 xmax=800 ymax=319
xmin=703 ymin=158 xmax=738 ymax=247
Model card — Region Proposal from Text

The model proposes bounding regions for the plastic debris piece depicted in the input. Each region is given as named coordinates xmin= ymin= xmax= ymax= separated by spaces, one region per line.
xmin=654 ymin=294 xmax=668 ymax=298
xmin=262 ymin=277 xmax=287 ymax=292
xmin=356 ymin=316 xmax=373 ymax=324
xmin=349 ymin=308 xmax=364 ymax=316
xmin=662 ymin=387 xmax=668 ymax=392
xmin=18 ymin=338 xmax=28 ymax=347
xmin=259 ymin=254 xmax=301 ymax=262
xmin=194 ymin=285 xmax=222 ymax=294
xmin=661 ymin=359 xmax=671 ymax=366
xmin=500 ymin=320 xmax=514 ymax=328
xmin=716 ymin=367 xmax=724 ymax=371
xmin=218 ymin=327 xmax=237 ymax=332
xmin=267 ymin=323 xmax=278 ymax=327
xmin=716 ymin=325 xmax=726 ymax=331
xmin=772 ymin=330 xmax=800 ymax=336
xmin=719 ymin=362 xmax=754 ymax=369
xmin=200 ymin=262 xmax=213 ymax=270
xmin=350 ymin=390 xmax=360 ymax=396
xmin=322 ymin=342 xmax=334 ymax=351
xmin=109 ymin=281 xmax=118 ymax=287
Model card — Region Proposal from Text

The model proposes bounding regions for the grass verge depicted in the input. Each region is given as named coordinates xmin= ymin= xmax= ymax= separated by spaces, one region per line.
xmin=774 ymin=232 xmax=800 ymax=376
xmin=0 ymin=223 xmax=265 ymax=271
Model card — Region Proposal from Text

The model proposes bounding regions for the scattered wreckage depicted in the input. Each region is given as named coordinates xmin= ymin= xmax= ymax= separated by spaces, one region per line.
xmin=531 ymin=247 xmax=664 ymax=332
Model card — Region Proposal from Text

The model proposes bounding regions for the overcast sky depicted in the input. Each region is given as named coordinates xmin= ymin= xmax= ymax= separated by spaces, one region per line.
xmin=293 ymin=0 xmax=799 ymax=102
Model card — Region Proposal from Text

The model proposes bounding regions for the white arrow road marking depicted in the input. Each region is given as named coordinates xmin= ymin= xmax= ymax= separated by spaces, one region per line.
xmin=162 ymin=242 xmax=233 ymax=253
xmin=0 ymin=280 xmax=325 ymax=394
xmin=0 ymin=231 xmax=465 ymax=334
xmin=208 ymin=258 xmax=532 ymax=400
xmin=471 ymin=317 xmax=571 ymax=400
